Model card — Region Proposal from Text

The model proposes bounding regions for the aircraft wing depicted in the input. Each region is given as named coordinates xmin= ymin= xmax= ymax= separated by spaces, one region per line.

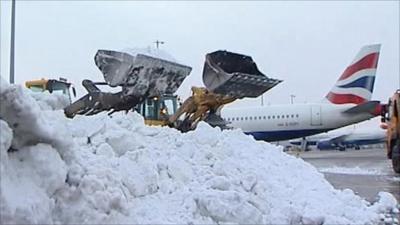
xmin=319 ymin=134 xmax=348 ymax=144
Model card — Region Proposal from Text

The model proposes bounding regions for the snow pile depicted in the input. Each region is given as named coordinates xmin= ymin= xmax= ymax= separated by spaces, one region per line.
xmin=29 ymin=91 xmax=70 ymax=110
xmin=0 ymin=80 xmax=398 ymax=224
xmin=0 ymin=81 xmax=70 ymax=223
xmin=0 ymin=82 xmax=71 ymax=151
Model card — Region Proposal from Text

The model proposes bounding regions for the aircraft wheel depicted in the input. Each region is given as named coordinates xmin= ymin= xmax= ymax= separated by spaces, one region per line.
xmin=392 ymin=139 xmax=400 ymax=174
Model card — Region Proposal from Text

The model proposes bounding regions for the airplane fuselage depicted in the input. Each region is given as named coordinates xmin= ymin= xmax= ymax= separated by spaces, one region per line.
xmin=221 ymin=103 xmax=375 ymax=141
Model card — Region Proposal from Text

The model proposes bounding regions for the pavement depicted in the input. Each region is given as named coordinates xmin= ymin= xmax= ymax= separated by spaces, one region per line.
xmin=295 ymin=148 xmax=400 ymax=203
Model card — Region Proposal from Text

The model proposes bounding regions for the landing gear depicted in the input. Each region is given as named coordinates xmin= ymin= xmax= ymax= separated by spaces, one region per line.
xmin=336 ymin=145 xmax=346 ymax=151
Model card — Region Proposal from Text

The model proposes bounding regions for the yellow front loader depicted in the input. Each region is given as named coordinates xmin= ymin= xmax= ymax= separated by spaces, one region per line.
xmin=25 ymin=78 xmax=76 ymax=103
xmin=137 ymin=50 xmax=282 ymax=132
xmin=381 ymin=90 xmax=400 ymax=173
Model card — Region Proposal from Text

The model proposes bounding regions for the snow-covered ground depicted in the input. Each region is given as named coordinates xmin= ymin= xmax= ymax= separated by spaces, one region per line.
xmin=0 ymin=79 xmax=398 ymax=224
xmin=319 ymin=166 xmax=385 ymax=175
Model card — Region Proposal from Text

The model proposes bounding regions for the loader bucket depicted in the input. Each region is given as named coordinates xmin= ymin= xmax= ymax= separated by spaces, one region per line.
xmin=203 ymin=50 xmax=282 ymax=98
xmin=95 ymin=50 xmax=192 ymax=97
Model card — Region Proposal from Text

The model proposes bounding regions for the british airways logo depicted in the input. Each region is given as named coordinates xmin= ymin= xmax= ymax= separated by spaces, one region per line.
xmin=326 ymin=45 xmax=381 ymax=105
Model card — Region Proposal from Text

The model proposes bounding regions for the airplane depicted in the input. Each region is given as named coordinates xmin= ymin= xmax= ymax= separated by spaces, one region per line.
xmin=316 ymin=130 xmax=386 ymax=150
xmin=289 ymin=128 xmax=386 ymax=151
xmin=220 ymin=44 xmax=383 ymax=142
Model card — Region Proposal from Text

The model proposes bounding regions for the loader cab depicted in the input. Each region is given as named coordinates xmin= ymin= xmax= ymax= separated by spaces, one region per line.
xmin=25 ymin=78 xmax=76 ymax=103
xmin=137 ymin=94 xmax=179 ymax=126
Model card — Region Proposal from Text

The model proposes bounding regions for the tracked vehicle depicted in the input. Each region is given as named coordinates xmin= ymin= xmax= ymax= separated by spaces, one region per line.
xmin=64 ymin=49 xmax=281 ymax=131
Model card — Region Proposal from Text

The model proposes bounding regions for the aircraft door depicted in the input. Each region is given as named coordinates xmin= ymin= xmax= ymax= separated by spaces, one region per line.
xmin=311 ymin=105 xmax=322 ymax=126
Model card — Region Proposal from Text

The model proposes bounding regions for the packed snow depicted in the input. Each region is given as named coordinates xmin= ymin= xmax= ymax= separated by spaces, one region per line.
xmin=29 ymin=91 xmax=70 ymax=111
xmin=391 ymin=177 xmax=400 ymax=182
xmin=0 ymin=79 xmax=398 ymax=224
xmin=122 ymin=46 xmax=178 ymax=63
xmin=319 ymin=166 xmax=385 ymax=175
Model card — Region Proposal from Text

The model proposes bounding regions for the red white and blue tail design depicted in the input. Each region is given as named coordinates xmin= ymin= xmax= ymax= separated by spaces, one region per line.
xmin=325 ymin=44 xmax=381 ymax=105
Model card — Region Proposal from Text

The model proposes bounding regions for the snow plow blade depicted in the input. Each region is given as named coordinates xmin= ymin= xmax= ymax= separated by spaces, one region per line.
xmin=203 ymin=50 xmax=282 ymax=98
xmin=95 ymin=50 xmax=192 ymax=96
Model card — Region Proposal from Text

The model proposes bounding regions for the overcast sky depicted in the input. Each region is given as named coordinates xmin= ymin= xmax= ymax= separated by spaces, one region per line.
xmin=1 ymin=1 xmax=399 ymax=108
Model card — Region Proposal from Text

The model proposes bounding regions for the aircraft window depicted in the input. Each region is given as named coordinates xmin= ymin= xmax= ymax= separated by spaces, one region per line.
xmin=263 ymin=116 xmax=266 ymax=119
xmin=241 ymin=117 xmax=243 ymax=120
xmin=259 ymin=116 xmax=262 ymax=120
xmin=286 ymin=115 xmax=289 ymax=118
xmin=281 ymin=115 xmax=285 ymax=118
xmin=245 ymin=117 xmax=248 ymax=120
xmin=291 ymin=115 xmax=294 ymax=118
xmin=277 ymin=115 xmax=280 ymax=119
xmin=249 ymin=116 xmax=252 ymax=120
xmin=254 ymin=116 xmax=257 ymax=120
xmin=272 ymin=116 xmax=275 ymax=119
xmin=268 ymin=116 xmax=270 ymax=119
xmin=296 ymin=114 xmax=299 ymax=118
xmin=237 ymin=117 xmax=239 ymax=121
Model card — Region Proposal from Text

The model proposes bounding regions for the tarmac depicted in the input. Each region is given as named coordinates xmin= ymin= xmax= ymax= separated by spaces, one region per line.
xmin=296 ymin=148 xmax=400 ymax=203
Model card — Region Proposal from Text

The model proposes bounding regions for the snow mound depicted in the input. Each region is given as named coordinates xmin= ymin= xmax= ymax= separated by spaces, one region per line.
xmin=0 ymin=79 xmax=398 ymax=224
xmin=0 ymin=82 xmax=72 ymax=151
xmin=29 ymin=91 xmax=70 ymax=110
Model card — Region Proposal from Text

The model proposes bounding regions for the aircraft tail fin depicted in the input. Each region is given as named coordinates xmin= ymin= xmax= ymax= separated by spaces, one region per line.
xmin=325 ymin=44 xmax=381 ymax=105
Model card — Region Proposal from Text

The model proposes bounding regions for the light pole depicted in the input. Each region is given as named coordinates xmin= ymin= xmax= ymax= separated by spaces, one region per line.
xmin=154 ymin=40 xmax=164 ymax=49
xmin=290 ymin=94 xmax=296 ymax=104
xmin=9 ymin=0 xmax=16 ymax=84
